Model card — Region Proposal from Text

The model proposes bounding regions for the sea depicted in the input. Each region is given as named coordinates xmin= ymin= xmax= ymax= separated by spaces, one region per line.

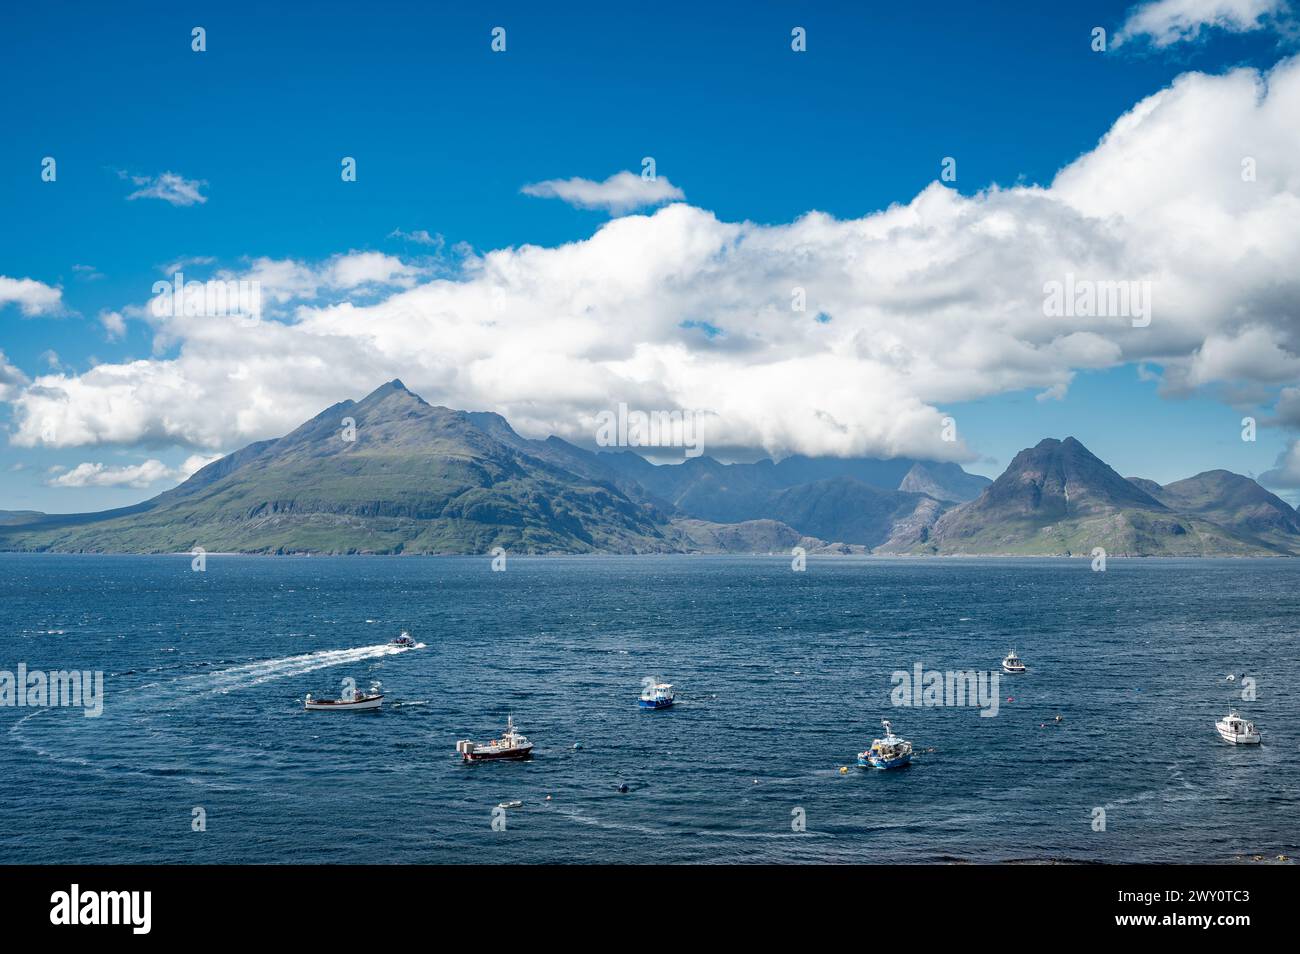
xmin=0 ymin=553 xmax=1295 ymax=864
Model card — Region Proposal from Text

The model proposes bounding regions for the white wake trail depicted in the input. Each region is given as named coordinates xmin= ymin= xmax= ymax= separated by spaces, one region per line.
xmin=190 ymin=643 xmax=417 ymax=697
xmin=8 ymin=642 xmax=423 ymax=781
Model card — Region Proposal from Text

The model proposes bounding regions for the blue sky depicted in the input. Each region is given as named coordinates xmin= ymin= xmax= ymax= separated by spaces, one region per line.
xmin=2 ymin=0 xmax=1299 ymax=512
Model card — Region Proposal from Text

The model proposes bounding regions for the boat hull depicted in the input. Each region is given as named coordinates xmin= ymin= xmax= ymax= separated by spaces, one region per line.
xmin=1002 ymin=664 xmax=1026 ymax=674
xmin=461 ymin=746 xmax=533 ymax=762
xmin=859 ymin=753 xmax=912 ymax=770
xmin=638 ymin=698 xmax=674 ymax=709
xmin=1216 ymin=725 xmax=1261 ymax=745
xmin=304 ymin=695 xmax=382 ymax=711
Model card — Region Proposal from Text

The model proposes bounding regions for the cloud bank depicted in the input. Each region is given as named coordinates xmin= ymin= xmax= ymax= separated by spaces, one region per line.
xmin=47 ymin=454 xmax=217 ymax=489
xmin=7 ymin=58 xmax=1300 ymax=481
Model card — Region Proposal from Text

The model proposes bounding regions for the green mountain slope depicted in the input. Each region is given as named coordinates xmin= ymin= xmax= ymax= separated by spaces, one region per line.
xmin=3 ymin=390 xmax=1296 ymax=557
xmin=1145 ymin=469 xmax=1300 ymax=554
xmin=909 ymin=438 xmax=1297 ymax=556
xmin=0 ymin=381 xmax=674 ymax=554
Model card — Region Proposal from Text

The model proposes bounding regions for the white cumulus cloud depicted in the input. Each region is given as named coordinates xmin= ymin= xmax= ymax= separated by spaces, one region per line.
xmin=0 ymin=350 xmax=29 ymax=402
xmin=1116 ymin=0 xmax=1289 ymax=47
xmin=6 ymin=58 xmax=1300 ymax=470
xmin=205 ymin=252 xmax=427 ymax=307
xmin=522 ymin=170 xmax=685 ymax=214
xmin=0 ymin=275 xmax=63 ymax=316
xmin=99 ymin=310 xmax=127 ymax=341
xmin=1261 ymin=441 xmax=1300 ymax=487
xmin=46 ymin=454 xmax=217 ymax=489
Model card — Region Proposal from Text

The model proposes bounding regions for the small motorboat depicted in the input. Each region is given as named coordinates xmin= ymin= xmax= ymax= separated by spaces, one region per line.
xmin=1215 ymin=711 xmax=1261 ymax=745
xmin=390 ymin=631 xmax=417 ymax=648
xmin=638 ymin=681 xmax=675 ymax=710
xmin=858 ymin=719 xmax=913 ymax=770
xmin=457 ymin=716 xmax=534 ymax=762
xmin=304 ymin=682 xmax=383 ymax=711
xmin=1002 ymin=648 xmax=1027 ymax=674
xmin=497 ymin=800 xmax=523 ymax=809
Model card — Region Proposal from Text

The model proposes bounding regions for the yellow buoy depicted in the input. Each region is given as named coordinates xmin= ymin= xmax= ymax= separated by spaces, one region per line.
xmin=839 ymin=766 xmax=848 ymax=775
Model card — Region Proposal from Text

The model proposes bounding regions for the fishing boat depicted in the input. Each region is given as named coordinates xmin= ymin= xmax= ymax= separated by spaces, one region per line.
xmin=638 ymin=681 xmax=675 ymax=709
xmin=456 ymin=716 xmax=534 ymax=762
xmin=390 ymin=631 xmax=416 ymax=648
xmin=1002 ymin=648 xmax=1027 ymax=673
xmin=304 ymin=683 xmax=383 ymax=711
xmin=858 ymin=719 xmax=913 ymax=770
xmin=1215 ymin=711 xmax=1261 ymax=745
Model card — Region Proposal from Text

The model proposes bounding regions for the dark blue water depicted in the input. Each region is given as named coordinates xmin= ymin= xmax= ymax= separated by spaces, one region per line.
xmin=1 ymin=554 xmax=1296 ymax=864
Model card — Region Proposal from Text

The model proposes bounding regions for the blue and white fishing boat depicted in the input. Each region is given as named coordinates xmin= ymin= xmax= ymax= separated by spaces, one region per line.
xmin=638 ymin=681 xmax=675 ymax=709
xmin=858 ymin=720 xmax=913 ymax=770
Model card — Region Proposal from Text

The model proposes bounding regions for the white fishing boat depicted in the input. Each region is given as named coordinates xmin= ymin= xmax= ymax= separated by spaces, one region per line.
xmin=304 ymin=691 xmax=382 ymax=711
xmin=304 ymin=680 xmax=382 ymax=711
xmin=457 ymin=716 xmax=534 ymax=762
xmin=1215 ymin=711 xmax=1261 ymax=745
xmin=1002 ymin=648 xmax=1027 ymax=673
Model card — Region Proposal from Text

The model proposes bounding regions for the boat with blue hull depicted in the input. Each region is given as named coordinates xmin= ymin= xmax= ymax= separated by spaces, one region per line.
xmin=858 ymin=720 xmax=913 ymax=770
xmin=639 ymin=681 xmax=675 ymax=709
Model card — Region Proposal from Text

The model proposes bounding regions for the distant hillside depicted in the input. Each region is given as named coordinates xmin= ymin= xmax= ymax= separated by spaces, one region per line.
xmin=599 ymin=448 xmax=989 ymax=511
xmin=3 ymin=386 xmax=1295 ymax=557
xmin=907 ymin=438 xmax=1298 ymax=556
xmin=0 ymin=382 xmax=675 ymax=554
xmin=1144 ymin=470 xmax=1300 ymax=554
xmin=594 ymin=447 xmax=985 ymax=548
xmin=898 ymin=461 xmax=992 ymax=503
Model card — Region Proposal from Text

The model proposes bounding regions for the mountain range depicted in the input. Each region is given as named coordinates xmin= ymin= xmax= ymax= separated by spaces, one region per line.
xmin=2 ymin=380 xmax=1297 ymax=557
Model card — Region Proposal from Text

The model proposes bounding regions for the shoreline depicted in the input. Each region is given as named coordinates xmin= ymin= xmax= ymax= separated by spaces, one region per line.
xmin=0 ymin=549 xmax=1293 ymax=560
